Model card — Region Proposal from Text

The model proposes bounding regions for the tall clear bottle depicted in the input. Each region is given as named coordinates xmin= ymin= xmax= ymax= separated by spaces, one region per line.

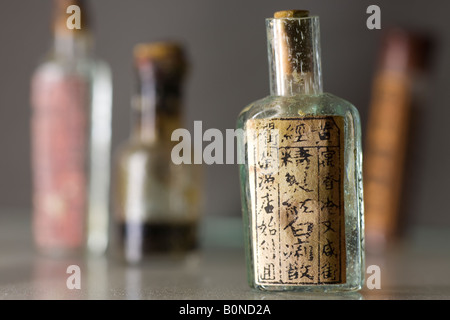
xmin=30 ymin=0 xmax=112 ymax=256
xmin=113 ymin=42 xmax=201 ymax=264
xmin=237 ymin=10 xmax=364 ymax=291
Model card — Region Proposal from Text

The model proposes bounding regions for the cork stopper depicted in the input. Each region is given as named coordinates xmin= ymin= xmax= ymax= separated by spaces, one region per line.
xmin=274 ymin=10 xmax=309 ymax=18
xmin=273 ymin=10 xmax=313 ymax=76
xmin=52 ymin=0 xmax=89 ymax=34
xmin=134 ymin=41 xmax=188 ymax=77
xmin=134 ymin=42 xmax=184 ymax=61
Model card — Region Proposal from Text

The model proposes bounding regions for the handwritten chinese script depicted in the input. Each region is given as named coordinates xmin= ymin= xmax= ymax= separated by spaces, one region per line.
xmin=248 ymin=116 xmax=346 ymax=285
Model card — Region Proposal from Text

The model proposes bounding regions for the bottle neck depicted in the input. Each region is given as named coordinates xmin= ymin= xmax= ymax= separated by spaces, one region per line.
xmin=266 ymin=16 xmax=323 ymax=96
xmin=51 ymin=0 xmax=92 ymax=60
xmin=131 ymin=61 xmax=183 ymax=144
xmin=53 ymin=31 xmax=93 ymax=61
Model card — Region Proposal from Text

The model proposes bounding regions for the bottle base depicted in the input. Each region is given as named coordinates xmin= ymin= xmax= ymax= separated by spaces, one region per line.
xmin=250 ymin=281 xmax=363 ymax=293
xmin=116 ymin=221 xmax=199 ymax=264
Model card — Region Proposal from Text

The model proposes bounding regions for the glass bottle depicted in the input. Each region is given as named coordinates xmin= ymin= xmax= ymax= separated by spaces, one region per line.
xmin=113 ymin=42 xmax=201 ymax=264
xmin=237 ymin=10 xmax=364 ymax=292
xmin=30 ymin=0 xmax=112 ymax=256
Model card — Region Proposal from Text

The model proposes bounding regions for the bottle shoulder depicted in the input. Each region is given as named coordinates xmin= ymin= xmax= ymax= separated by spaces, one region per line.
xmin=237 ymin=93 xmax=360 ymax=127
xmin=32 ymin=55 xmax=109 ymax=80
xmin=115 ymin=140 xmax=169 ymax=161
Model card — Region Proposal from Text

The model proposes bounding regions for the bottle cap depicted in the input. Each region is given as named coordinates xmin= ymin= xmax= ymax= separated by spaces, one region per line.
xmin=378 ymin=28 xmax=433 ymax=74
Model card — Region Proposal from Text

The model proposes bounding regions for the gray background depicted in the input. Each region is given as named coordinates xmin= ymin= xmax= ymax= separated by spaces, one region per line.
xmin=0 ymin=0 xmax=449 ymax=230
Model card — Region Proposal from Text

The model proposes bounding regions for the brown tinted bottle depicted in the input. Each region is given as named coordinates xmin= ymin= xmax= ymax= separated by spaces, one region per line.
xmin=114 ymin=42 xmax=201 ymax=263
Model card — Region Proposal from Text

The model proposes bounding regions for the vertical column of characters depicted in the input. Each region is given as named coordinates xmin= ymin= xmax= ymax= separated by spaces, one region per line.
xmin=317 ymin=117 xmax=346 ymax=284
xmin=278 ymin=120 xmax=319 ymax=284
xmin=248 ymin=120 xmax=281 ymax=284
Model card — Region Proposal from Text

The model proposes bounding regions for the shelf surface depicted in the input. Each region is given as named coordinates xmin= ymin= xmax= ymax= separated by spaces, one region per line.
xmin=1 ymin=209 xmax=450 ymax=300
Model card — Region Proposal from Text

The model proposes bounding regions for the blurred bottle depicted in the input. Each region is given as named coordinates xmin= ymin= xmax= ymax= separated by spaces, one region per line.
xmin=364 ymin=28 xmax=432 ymax=252
xmin=113 ymin=42 xmax=202 ymax=264
xmin=30 ymin=0 xmax=112 ymax=256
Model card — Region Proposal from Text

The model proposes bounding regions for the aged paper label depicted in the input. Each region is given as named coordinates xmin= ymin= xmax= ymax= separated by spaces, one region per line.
xmin=247 ymin=116 xmax=346 ymax=285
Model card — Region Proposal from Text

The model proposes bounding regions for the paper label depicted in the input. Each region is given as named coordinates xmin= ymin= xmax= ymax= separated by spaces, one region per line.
xmin=247 ymin=116 xmax=346 ymax=285
xmin=31 ymin=73 xmax=88 ymax=249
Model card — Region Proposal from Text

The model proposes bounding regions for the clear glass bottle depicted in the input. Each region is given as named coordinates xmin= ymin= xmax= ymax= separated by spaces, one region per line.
xmin=30 ymin=0 xmax=112 ymax=256
xmin=113 ymin=42 xmax=202 ymax=264
xmin=237 ymin=10 xmax=364 ymax=292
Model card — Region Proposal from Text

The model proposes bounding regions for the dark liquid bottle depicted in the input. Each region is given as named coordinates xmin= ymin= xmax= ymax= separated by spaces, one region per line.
xmin=113 ymin=42 xmax=201 ymax=263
